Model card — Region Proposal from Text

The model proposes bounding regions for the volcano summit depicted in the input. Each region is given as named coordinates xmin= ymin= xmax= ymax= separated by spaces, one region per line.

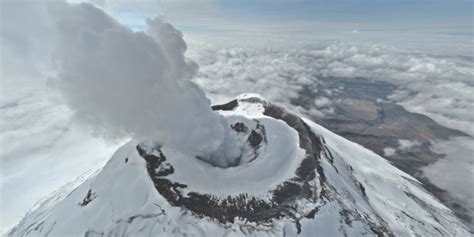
xmin=10 ymin=94 xmax=469 ymax=237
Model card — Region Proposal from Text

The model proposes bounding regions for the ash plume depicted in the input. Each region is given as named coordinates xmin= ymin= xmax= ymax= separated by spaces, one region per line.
xmin=51 ymin=3 xmax=227 ymax=156
xmin=3 ymin=1 xmax=228 ymax=157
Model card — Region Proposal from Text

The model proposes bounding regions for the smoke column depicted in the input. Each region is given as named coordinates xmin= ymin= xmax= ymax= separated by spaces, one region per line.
xmin=2 ymin=1 xmax=229 ymax=157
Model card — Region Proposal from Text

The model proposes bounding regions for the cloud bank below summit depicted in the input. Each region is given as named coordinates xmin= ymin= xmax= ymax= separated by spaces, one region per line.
xmin=185 ymin=33 xmax=474 ymax=227
xmin=187 ymin=36 xmax=474 ymax=136
xmin=1 ymin=0 xmax=473 ymax=233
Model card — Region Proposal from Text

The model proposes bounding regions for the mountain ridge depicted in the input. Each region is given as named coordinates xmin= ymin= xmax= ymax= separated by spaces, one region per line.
xmin=9 ymin=94 xmax=470 ymax=237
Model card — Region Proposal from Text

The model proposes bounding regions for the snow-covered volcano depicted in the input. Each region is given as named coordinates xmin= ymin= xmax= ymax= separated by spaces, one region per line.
xmin=9 ymin=94 xmax=469 ymax=236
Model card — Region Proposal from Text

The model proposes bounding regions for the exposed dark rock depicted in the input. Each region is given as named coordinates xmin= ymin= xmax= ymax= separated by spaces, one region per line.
xmin=358 ymin=183 xmax=367 ymax=197
xmin=247 ymin=130 xmax=263 ymax=148
xmin=256 ymin=122 xmax=268 ymax=144
xmin=138 ymin=101 xmax=324 ymax=224
xmin=305 ymin=208 xmax=319 ymax=219
xmin=79 ymin=189 xmax=96 ymax=207
xmin=231 ymin=122 xmax=248 ymax=133
xmin=211 ymin=99 xmax=238 ymax=111
xmin=136 ymin=99 xmax=389 ymax=236
xmin=291 ymin=77 xmax=472 ymax=228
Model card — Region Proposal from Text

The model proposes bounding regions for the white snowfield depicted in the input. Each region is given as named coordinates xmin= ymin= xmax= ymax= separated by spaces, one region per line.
xmin=166 ymin=115 xmax=305 ymax=198
xmin=9 ymin=94 xmax=470 ymax=237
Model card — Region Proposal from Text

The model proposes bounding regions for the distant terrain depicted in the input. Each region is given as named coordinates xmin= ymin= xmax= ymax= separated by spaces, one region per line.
xmin=292 ymin=77 xmax=472 ymax=229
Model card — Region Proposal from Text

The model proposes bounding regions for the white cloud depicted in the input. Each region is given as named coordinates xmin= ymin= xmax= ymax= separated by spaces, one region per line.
xmin=310 ymin=97 xmax=335 ymax=118
xmin=383 ymin=147 xmax=397 ymax=157
xmin=0 ymin=2 xmax=230 ymax=232
xmin=0 ymin=88 xmax=119 ymax=234
xmin=187 ymin=35 xmax=474 ymax=137
xmin=67 ymin=0 xmax=217 ymax=30
xmin=2 ymin=1 xmax=229 ymax=157
xmin=314 ymin=97 xmax=332 ymax=108
xmin=398 ymin=139 xmax=421 ymax=151
xmin=2 ymin=2 xmax=473 ymax=233
xmin=185 ymin=33 xmax=474 ymax=225
xmin=381 ymin=140 xmax=421 ymax=158
xmin=423 ymin=137 xmax=474 ymax=221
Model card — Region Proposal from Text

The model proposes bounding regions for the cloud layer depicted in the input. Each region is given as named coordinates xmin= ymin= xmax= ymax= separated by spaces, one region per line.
xmin=0 ymin=89 xmax=118 ymax=234
xmin=185 ymin=33 xmax=474 ymax=226
xmin=1 ymin=1 xmax=473 ymax=233
xmin=423 ymin=137 xmax=474 ymax=221
xmin=187 ymin=35 xmax=474 ymax=136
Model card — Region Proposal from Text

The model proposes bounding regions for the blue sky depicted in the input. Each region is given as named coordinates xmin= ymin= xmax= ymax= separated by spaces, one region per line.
xmin=217 ymin=0 xmax=472 ymax=23
xmin=107 ymin=0 xmax=473 ymax=33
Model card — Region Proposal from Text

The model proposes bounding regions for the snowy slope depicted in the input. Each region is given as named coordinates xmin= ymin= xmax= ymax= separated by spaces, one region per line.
xmin=9 ymin=94 xmax=470 ymax=237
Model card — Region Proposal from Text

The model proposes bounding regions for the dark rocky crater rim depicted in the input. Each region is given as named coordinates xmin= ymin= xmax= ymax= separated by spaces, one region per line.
xmin=136 ymin=99 xmax=326 ymax=225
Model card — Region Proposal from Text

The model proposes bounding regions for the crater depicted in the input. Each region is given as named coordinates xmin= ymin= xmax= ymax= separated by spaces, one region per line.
xmin=136 ymin=99 xmax=326 ymax=224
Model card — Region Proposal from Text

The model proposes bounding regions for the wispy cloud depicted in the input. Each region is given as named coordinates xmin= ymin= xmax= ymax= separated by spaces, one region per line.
xmin=423 ymin=137 xmax=474 ymax=221
xmin=186 ymin=33 xmax=474 ymax=226
xmin=188 ymin=36 xmax=474 ymax=136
